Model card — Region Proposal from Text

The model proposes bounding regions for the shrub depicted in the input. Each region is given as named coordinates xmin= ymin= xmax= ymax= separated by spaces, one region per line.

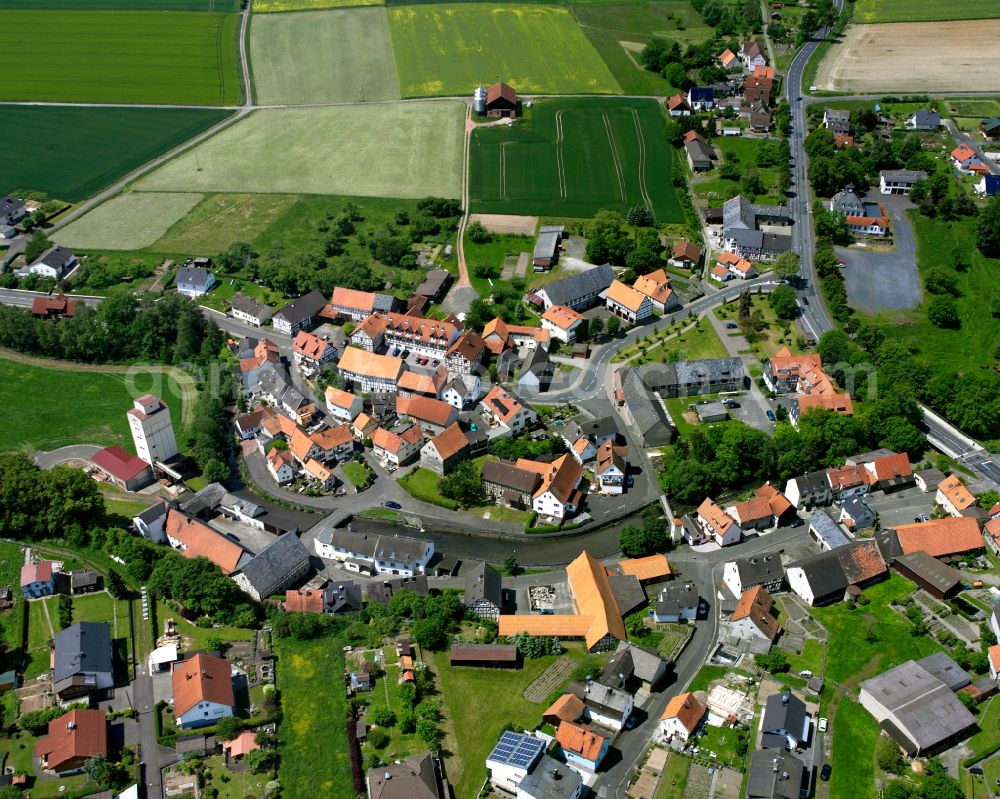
xmin=367 ymin=706 xmax=396 ymax=728
xmin=367 ymin=728 xmax=391 ymax=749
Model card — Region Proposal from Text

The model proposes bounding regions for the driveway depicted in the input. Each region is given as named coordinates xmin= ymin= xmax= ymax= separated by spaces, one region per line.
xmin=34 ymin=444 xmax=101 ymax=468
xmin=840 ymin=195 xmax=921 ymax=311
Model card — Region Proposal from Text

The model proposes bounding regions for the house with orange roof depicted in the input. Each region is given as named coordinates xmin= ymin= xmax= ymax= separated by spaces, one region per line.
xmin=324 ymin=386 xmax=363 ymax=423
xmin=541 ymin=304 xmax=585 ymax=343
xmin=834 ymin=134 xmax=855 ymax=149
xmin=726 ymin=496 xmax=774 ymax=532
xmin=303 ymin=458 xmax=336 ymax=490
xmin=936 ymin=474 xmax=979 ymax=518
xmin=171 ymin=653 xmax=235 ymax=729
xmin=791 ymin=393 xmax=854 ymax=426
xmin=372 ymin=423 xmax=424 ymax=467
xmin=481 ymin=385 xmax=537 ymax=434
xmin=556 ymin=720 xmax=609 ymax=772
xmin=481 ymin=317 xmax=550 ymax=355
xmin=328 ymin=287 xmax=396 ymax=322
xmin=352 ymin=311 xmax=462 ymax=359
xmin=858 ymin=451 xmax=913 ymax=492
xmin=518 ymin=453 xmax=585 ymax=520
xmin=543 ymin=694 xmax=586 ymax=727
xmin=667 ymin=93 xmax=691 ymax=117
xmin=717 ymin=250 xmax=757 ymax=279
xmin=223 ymin=729 xmax=260 ymax=761
xmin=710 ymin=264 xmax=733 ymax=282
xmin=337 ymin=346 xmax=406 ymax=393
xmin=618 ymin=554 xmax=671 ymax=583
xmin=292 ymin=330 xmax=336 ymax=371
xmin=397 ymin=366 xmax=448 ymax=400
xmin=825 ymin=464 xmax=871 ymax=501
xmin=595 ymin=439 xmax=628 ymax=495
xmin=605 ymin=279 xmax=653 ymax=324
xmin=266 ymin=447 xmax=295 ymax=484
xmin=397 ymin=395 xmax=458 ymax=436
xmin=445 ymin=330 xmax=488 ymax=375
xmin=659 ymin=692 xmax=705 ymax=743
xmin=887 ymin=516 xmax=984 ymax=559
xmin=719 ymin=48 xmax=738 ymax=69
xmin=729 ymin=586 xmax=781 ymax=643
xmin=632 ymin=269 xmax=679 ymax=313
xmin=756 ymin=483 xmax=795 ymax=525
xmin=349 ymin=312 xmax=391 ymax=351
xmin=351 ymin=412 xmax=378 ymax=442
xmin=419 ymin=422 xmax=470 ymax=476
xmin=35 ymin=708 xmax=107 ymax=775
xmin=696 ymin=497 xmax=741 ymax=546
xmin=498 ymin=551 xmax=627 ymax=651
xmin=951 ymin=144 xmax=979 ymax=170
xmin=164 ymin=508 xmax=249 ymax=574
xmin=989 ymin=644 xmax=1000 ymax=681
xmin=845 ymin=204 xmax=889 ymax=237
xmin=763 ymin=347 xmax=823 ymax=393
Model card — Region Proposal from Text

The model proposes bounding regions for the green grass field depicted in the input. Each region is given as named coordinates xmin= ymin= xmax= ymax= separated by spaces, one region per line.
xmin=873 ymin=212 xmax=1000 ymax=374
xmin=250 ymin=8 xmax=400 ymax=104
xmin=571 ymin=1 xmax=711 ymax=95
xmin=470 ymin=97 xmax=680 ymax=220
xmin=854 ymin=0 xmax=1000 ymax=22
xmin=0 ymin=107 xmax=230 ymax=202
xmin=254 ymin=0 xmax=380 ymax=10
xmin=56 ymin=192 xmax=205 ymax=251
xmin=0 ymin=11 xmax=241 ymax=105
xmin=1 ymin=0 xmax=237 ymax=8
xmin=0 ymin=357 xmax=187 ymax=453
xmin=388 ymin=4 xmax=620 ymax=97
xmin=276 ymin=634 xmax=353 ymax=799
xmin=828 ymin=699 xmax=878 ymax=799
xmin=138 ymin=103 xmax=464 ymax=198
xmin=655 ymin=753 xmax=691 ymax=799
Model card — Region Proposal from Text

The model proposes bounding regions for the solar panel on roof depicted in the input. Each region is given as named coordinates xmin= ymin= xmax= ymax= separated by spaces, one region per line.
xmin=487 ymin=731 xmax=544 ymax=768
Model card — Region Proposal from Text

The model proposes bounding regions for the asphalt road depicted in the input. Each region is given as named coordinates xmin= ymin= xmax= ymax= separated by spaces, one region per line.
xmin=0 ymin=287 xmax=103 ymax=308
xmin=840 ymin=196 xmax=920 ymax=310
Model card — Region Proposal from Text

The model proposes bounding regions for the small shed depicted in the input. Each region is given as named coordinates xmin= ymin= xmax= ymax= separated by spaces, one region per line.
xmin=892 ymin=551 xmax=963 ymax=599
xmin=449 ymin=643 xmax=519 ymax=668
xmin=696 ymin=401 xmax=728 ymax=423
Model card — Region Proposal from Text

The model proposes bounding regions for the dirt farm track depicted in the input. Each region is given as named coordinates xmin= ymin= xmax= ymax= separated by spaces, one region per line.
xmin=815 ymin=21 xmax=1000 ymax=93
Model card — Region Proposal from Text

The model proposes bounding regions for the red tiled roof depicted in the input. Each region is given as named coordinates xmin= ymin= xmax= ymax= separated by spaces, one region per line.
xmin=731 ymin=586 xmax=780 ymax=641
xmin=661 ymin=692 xmax=705 ymax=733
xmin=397 ymin=395 xmax=455 ymax=426
xmin=285 ymin=589 xmax=324 ymax=613
xmin=172 ymin=653 xmax=235 ymax=717
xmin=91 ymin=445 xmax=149 ymax=482
xmin=544 ymin=693 xmax=586 ymax=724
xmin=35 ymin=709 xmax=106 ymax=772
xmin=427 ymin=422 xmax=469 ymax=461
xmin=487 ymin=82 xmax=516 ymax=104
xmin=164 ymin=509 xmax=245 ymax=574
xmin=20 ymin=560 xmax=53 ymax=587
xmin=894 ymin=516 xmax=984 ymax=558
xmin=330 ymin=287 xmax=376 ymax=312
xmin=556 ymin=720 xmax=606 ymax=761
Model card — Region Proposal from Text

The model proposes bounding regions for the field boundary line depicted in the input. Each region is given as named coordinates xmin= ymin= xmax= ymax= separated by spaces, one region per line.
xmin=630 ymin=107 xmax=652 ymax=210
xmin=602 ymin=112 xmax=626 ymax=203
xmin=555 ymin=109 xmax=567 ymax=199
xmin=500 ymin=143 xmax=508 ymax=200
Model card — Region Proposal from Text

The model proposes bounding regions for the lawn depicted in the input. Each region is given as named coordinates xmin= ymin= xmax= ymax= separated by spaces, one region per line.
xmin=828 ymin=699 xmax=878 ymax=799
xmin=872 ymin=213 xmax=1000 ymax=375
xmin=426 ymin=645 xmax=588 ymax=799
xmin=655 ymin=752 xmax=692 ymax=799
xmin=26 ymin=597 xmax=58 ymax=678
xmin=152 ymin=193 xmax=300 ymax=253
xmin=154 ymin=600 xmax=255 ymax=650
xmin=0 ymin=731 xmax=91 ymax=798
xmin=362 ymin=645 xmax=425 ymax=759
xmin=255 ymin=0 xmax=380 ymax=9
xmin=785 ymin=637 xmax=825 ymax=676
xmin=811 ymin=575 xmax=940 ymax=685
xmin=398 ymin=467 xmax=459 ymax=510
xmin=138 ymin=103 xmax=464 ymax=199
xmin=0 ymin=543 xmax=24 ymax=658
xmin=692 ymin=137 xmax=783 ymax=207
xmin=388 ymin=4 xmax=620 ymax=97
xmin=612 ymin=318 xmax=728 ymax=364
xmin=714 ymin=295 xmax=803 ymax=360
xmin=341 ymin=461 xmax=374 ymax=490
xmin=2 ymin=0 xmax=238 ymax=8
xmin=962 ymin=695 xmax=1000 ymax=764
xmin=204 ymin=754 xmax=269 ymax=799
xmin=0 ymin=107 xmax=230 ymax=202
xmin=686 ymin=665 xmax=730 ymax=694
xmin=250 ymin=8 xmax=400 ymax=104
xmin=0 ymin=11 xmax=241 ymax=105
xmin=0 ymin=357 xmax=185 ymax=453
xmin=572 ymin=1 xmax=713 ymax=96
xmin=470 ymin=97 xmax=681 ymax=221
xmin=695 ymin=723 xmax=747 ymax=771
xmin=104 ymin=497 xmax=154 ymax=521
xmin=55 ymin=192 xmax=204 ymax=251
xmin=854 ymin=0 xmax=1000 ymax=23
xmin=276 ymin=634 xmax=354 ymax=799
xmin=71 ymin=592 xmax=132 ymax=642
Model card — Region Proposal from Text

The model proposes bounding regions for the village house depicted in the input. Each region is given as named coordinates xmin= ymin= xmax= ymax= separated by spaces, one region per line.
xmin=761 ymin=692 xmax=810 ymax=751
xmin=324 ymin=387 xmax=363 ymax=423
xmin=419 ymin=422 xmax=470 ymax=476
xmin=165 ymin=508 xmax=251 ymax=575
xmin=397 ymin=367 xmax=448 ymax=400
xmin=415 ymin=269 xmax=451 ymax=302
xmin=845 ymin=203 xmax=889 ymax=238
xmin=31 ymin=295 xmax=76 ymax=319
xmin=176 ymin=266 xmax=215 ymax=298
xmin=289 ymin=424 xmax=354 ymax=466
xmin=313 ymin=524 xmax=434 ymax=576
xmin=687 ymin=86 xmax=715 ymax=111
xmin=595 ymin=439 xmax=627 ymax=495
xmin=266 ymin=448 xmax=295 ymax=484
xmin=667 ymin=93 xmax=691 ymax=116
xmin=396 ymin=395 xmax=458 ymax=436
xmin=271 ymin=289 xmax=328 ymax=335
xmin=90 ymin=445 xmax=154 ymax=492
xmin=337 ymin=346 xmax=406 ymax=393
xmin=516 ymin=454 xmax=585 ymax=521
xmin=739 ymin=39 xmax=766 ymax=69
xmin=659 ymin=693 xmax=705 ymax=744
xmin=729 ymin=586 xmax=781 ymax=644
xmin=28 ymin=245 xmax=77 ymax=279
xmin=354 ymin=312 xmax=462 ymax=360
xmin=54 ymin=622 xmax=114 ymax=703
xmin=605 ymin=279 xmax=653 ymax=324
xmin=0 ymin=195 xmax=27 ymax=226
xmin=441 ymin=373 xmax=481 ymax=410
xmin=906 ymin=109 xmax=941 ymax=130
xmin=481 ymin=385 xmax=537 ymax=434
xmin=556 ymin=721 xmax=609 ymax=772
xmin=786 ymin=541 xmax=887 ymax=606
xmin=645 ymin=357 xmax=744 ymax=398
xmin=21 ymin=560 xmax=56 ymax=598
xmin=717 ymin=251 xmax=757 ymax=279
xmin=484 ymin=81 xmax=517 ymax=118
xmin=327 ymin=286 xmax=394 ymax=322
xmin=668 ymin=241 xmax=702 ymax=270
xmin=685 ymin=137 xmax=717 ymax=172
xmin=36 ymin=709 xmax=107 ymax=775
xmin=652 ymin=581 xmax=699 ymax=623
xmin=566 ymin=681 xmax=634 ymax=730
xmin=486 ymin=731 xmax=545 ymax=794
xmin=878 ymin=517 xmax=984 ymax=561
xmin=721 ymin=195 xmax=792 ymax=261
xmin=445 ymin=330 xmax=488 ymax=375
xmin=723 ymin=554 xmax=782 ymax=596
xmin=533 ymin=225 xmax=564 ymax=271
xmin=482 ymin=316 xmax=550 ymax=354
xmin=879 ymin=169 xmax=927 ymax=195
xmin=230 ymin=292 xmax=272 ymax=327
xmin=743 ymin=75 xmax=772 ymax=105
xmin=481 ymin=459 xmax=542 ymax=509
xmin=232 ymin=532 xmax=312 ymax=602
xmin=464 ymin=562 xmax=502 ymax=621
xmin=535 ymin=263 xmax=616 ymax=311
xmin=171 ymin=653 xmax=235 ymax=729
xmin=823 ymin=108 xmax=850 ymax=136
xmin=982 ymin=117 xmax=1000 ymax=140
xmin=936 ymin=474 xmax=979 ymax=517
xmin=292 ymin=330 xmax=336 ymax=372
xmin=372 ymin=423 xmax=424 ymax=467
xmin=541 ymin=304 xmax=585 ymax=343
xmin=615 ymin=368 xmax=676 ymax=447
xmin=632 ymin=268 xmax=679 ymax=313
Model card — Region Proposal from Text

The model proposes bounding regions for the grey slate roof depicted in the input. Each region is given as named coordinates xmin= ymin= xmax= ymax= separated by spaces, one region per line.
xmin=54 ymin=622 xmax=112 ymax=683
xmin=791 ymin=469 xmax=829 ymax=494
xmin=809 ymin=509 xmax=850 ymax=549
xmin=372 ymin=293 xmax=396 ymax=313
xmin=518 ymin=755 xmax=582 ymax=799
xmin=881 ymin=169 xmax=928 ymax=184
xmin=892 ymin=551 xmax=962 ymax=595
xmin=608 ymin=574 xmax=646 ymax=616
xmin=273 ymin=289 xmax=328 ymax=326
xmin=762 ymin=692 xmax=808 ymax=744
xmin=789 ymin=549 xmax=848 ymax=602
xmin=464 ymin=562 xmax=502 ymax=609
xmin=325 ymin=580 xmax=363 ymax=613
xmin=231 ymin=292 xmax=272 ymax=318
xmin=606 ymin=641 xmax=667 ymax=684
xmin=237 ymin=533 xmax=311 ymax=598
xmin=916 ymin=467 xmax=946 ymax=489
xmin=620 ymin=368 xmax=674 ymax=446
xmin=910 ymin=109 xmax=940 ymax=128
xmin=917 ymin=652 xmax=970 ymax=691
xmin=655 ymin=581 xmax=699 ymax=617
xmin=569 ymin=680 xmax=632 ymax=716
xmin=841 ymin=496 xmax=874 ymax=530
xmin=830 ymin=187 xmax=865 ymax=216
xmin=481 ymin=459 xmax=542 ymax=494
xmin=539 ymin=263 xmax=615 ymax=307
xmin=685 ymin=139 xmax=717 ymax=165
xmin=728 ymin=229 xmax=792 ymax=252
xmin=747 ymin=751 xmax=805 ymax=799
xmin=824 ymin=108 xmax=849 ymax=121
xmin=723 ymin=195 xmax=757 ymax=231
xmin=534 ymin=229 xmax=561 ymax=261
xmin=860 ymin=660 xmax=976 ymax=753
xmin=176 ymin=266 xmax=212 ymax=290
xmin=135 ymin=502 xmax=168 ymax=525
xmin=0 ymin=195 xmax=26 ymax=219
xmin=663 ymin=357 xmax=744 ymax=388
xmin=733 ymin=554 xmax=782 ymax=587
xmin=31 ymin=245 xmax=75 ymax=271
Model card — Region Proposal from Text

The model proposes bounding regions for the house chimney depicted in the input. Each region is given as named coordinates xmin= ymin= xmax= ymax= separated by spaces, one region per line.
xmin=781 ymin=694 xmax=788 ymax=704
xmin=781 ymin=772 xmax=789 ymax=780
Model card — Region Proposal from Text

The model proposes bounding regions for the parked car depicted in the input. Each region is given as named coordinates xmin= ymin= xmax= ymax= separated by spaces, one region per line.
xmin=802 ymin=297 xmax=809 ymax=305
xmin=914 ymin=514 xmax=930 ymax=523
xmin=820 ymin=764 xmax=832 ymax=781
xmin=726 ymin=322 xmax=738 ymax=329
xmin=766 ymin=409 xmax=776 ymax=422
xmin=723 ymin=400 xmax=740 ymax=409
xmin=788 ymin=518 xmax=804 ymax=528
xmin=385 ymin=501 xmax=402 ymax=509
xmin=818 ymin=717 xmax=828 ymax=732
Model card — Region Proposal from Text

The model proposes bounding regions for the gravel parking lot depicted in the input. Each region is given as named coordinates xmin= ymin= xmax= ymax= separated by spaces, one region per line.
xmin=841 ymin=195 xmax=922 ymax=310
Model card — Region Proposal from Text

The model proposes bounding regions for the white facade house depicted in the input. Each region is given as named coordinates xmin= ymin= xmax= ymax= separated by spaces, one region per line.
xmin=441 ymin=374 xmax=481 ymax=410
xmin=324 ymin=387 xmax=363 ymax=423
xmin=127 ymin=394 xmax=178 ymax=467
xmin=487 ymin=732 xmax=545 ymax=795
xmin=540 ymin=304 xmax=584 ymax=343
xmin=313 ymin=526 xmax=434 ymax=577
xmin=230 ymin=293 xmax=272 ymax=327
xmin=266 ymin=449 xmax=295 ymax=484
xmin=175 ymin=266 xmax=216 ymax=298
xmin=659 ymin=693 xmax=705 ymax=743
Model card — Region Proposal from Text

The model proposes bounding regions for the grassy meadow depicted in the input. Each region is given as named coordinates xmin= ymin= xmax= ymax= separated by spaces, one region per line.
xmin=250 ymin=8 xmax=400 ymax=104
xmin=854 ymin=0 xmax=1000 ymax=22
xmin=0 ymin=107 xmax=230 ymax=202
xmin=470 ymin=97 xmax=681 ymax=220
xmin=152 ymin=193 xmax=301 ymax=252
xmin=388 ymin=4 xmax=620 ymax=97
xmin=1 ymin=0 xmax=238 ymax=8
xmin=254 ymin=0 xmax=381 ymax=10
xmin=138 ymin=104 xmax=465 ymax=198
xmin=56 ymin=192 xmax=205 ymax=250
xmin=0 ymin=11 xmax=241 ymax=105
